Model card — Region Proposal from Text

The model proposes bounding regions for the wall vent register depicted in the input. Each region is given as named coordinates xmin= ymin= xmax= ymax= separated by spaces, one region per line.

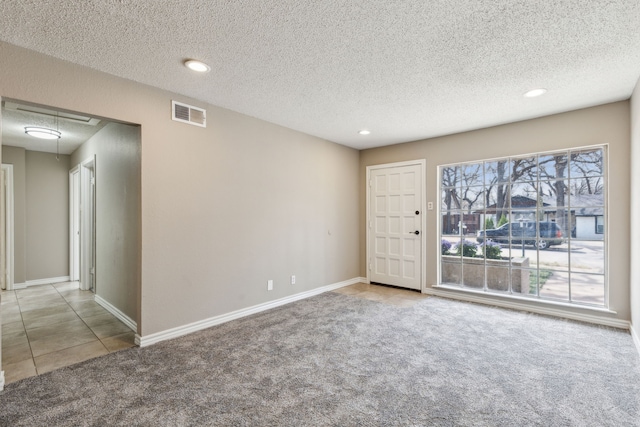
xmin=171 ymin=101 xmax=206 ymax=128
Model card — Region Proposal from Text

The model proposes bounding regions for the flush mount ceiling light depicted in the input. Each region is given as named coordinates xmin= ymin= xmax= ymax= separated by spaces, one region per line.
xmin=524 ymin=88 xmax=547 ymax=98
xmin=358 ymin=130 xmax=371 ymax=135
xmin=184 ymin=59 xmax=211 ymax=73
xmin=24 ymin=127 xmax=61 ymax=139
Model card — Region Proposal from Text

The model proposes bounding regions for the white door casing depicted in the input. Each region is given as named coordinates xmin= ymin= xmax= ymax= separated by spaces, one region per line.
xmin=367 ymin=160 xmax=425 ymax=290
xmin=69 ymin=166 xmax=80 ymax=281
xmin=79 ymin=157 xmax=96 ymax=292
xmin=1 ymin=164 xmax=14 ymax=291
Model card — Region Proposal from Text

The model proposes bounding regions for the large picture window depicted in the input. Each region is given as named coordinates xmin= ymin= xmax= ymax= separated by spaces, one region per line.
xmin=439 ymin=146 xmax=606 ymax=307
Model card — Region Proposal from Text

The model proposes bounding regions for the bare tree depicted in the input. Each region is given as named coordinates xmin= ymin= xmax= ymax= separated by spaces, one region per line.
xmin=441 ymin=167 xmax=460 ymax=234
xmin=553 ymin=155 xmax=569 ymax=234
xmin=570 ymin=150 xmax=603 ymax=195
xmin=444 ymin=149 xmax=603 ymax=238
xmin=460 ymin=164 xmax=483 ymax=214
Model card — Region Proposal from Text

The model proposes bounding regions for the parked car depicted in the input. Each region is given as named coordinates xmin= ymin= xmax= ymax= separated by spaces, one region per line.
xmin=476 ymin=221 xmax=564 ymax=249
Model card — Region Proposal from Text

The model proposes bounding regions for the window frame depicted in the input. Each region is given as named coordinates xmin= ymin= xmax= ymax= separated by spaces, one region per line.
xmin=437 ymin=144 xmax=608 ymax=309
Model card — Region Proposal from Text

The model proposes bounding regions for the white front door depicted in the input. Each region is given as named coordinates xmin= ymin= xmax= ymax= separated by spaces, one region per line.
xmin=367 ymin=161 xmax=424 ymax=290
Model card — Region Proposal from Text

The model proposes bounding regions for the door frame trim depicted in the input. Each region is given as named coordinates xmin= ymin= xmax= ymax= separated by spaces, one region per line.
xmin=79 ymin=156 xmax=96 ymax=292
xmin=1 ymin=164 xmax=14 ymax=291
xmin=69 ymin=165 xmax=80 ymax=282
xmin=366 ymin=159 xmax=426 ymax=292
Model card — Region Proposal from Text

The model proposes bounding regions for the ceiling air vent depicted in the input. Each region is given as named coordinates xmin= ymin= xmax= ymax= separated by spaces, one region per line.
xmin=171 ymin=101 xmax=206 ymax=128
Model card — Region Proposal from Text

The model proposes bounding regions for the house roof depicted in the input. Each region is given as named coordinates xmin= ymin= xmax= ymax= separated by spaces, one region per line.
xmin=482 ymin=194 xmax=603 ymax=216
xmin=483 ymin=195 xmax=549 ymax=213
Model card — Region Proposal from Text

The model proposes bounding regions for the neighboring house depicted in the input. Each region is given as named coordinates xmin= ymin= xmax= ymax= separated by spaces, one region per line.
xmin=570 ymin=194 xmax=605 ymax=240
xmin=474 ymin=195 xmax=604 ymax=241
xmin=541 ymin=194 xmax=604 ymax=241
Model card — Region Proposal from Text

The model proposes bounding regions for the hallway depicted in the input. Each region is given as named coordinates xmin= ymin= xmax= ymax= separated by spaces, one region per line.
xmin=1 ymin=282 xmax=135 ymax=385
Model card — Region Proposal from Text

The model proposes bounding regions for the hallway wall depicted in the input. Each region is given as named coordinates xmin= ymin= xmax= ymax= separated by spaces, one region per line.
xmin=25 ymin=151 xmax=70 ymax=282
xmin=1 ymin=146 xmax=70 ymax=284
xmin=71 ymin=122 xmax=140 ymax=322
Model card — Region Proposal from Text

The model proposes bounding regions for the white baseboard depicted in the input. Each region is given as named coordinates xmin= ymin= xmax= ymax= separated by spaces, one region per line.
xmin=13 ymin=276 xmax=71 ymax=290
xmin=424 ymin=286 xmax=630 ymax=330
xmin=0 ymin=370 xmax=4 ymax=392
xmin=135 ymin=277 xmax=364 ymax=347
xmin=94 ymin=295 xmax=137 ymax=332
xmin=631 ymin=324 xmax=640 ymax=357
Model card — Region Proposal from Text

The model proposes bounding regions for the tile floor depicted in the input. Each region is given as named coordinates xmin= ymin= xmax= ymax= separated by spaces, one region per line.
xmin=1 ymin=282 xmax=135 ymax=385
xmin=1 ymin=282 xmax=419 ymax=385
xmin=332 ymin=282 xmax=428 ymax=307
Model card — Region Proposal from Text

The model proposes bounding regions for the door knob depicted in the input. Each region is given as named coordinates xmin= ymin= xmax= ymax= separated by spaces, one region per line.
xmin=413 ymin=230 xmax=420 ymax=235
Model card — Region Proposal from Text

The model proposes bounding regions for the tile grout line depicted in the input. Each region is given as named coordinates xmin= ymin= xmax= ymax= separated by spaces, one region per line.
xmin=29 ymin=283 xmax=69 ymax=375
xmin=3 ymin=282 xmax=133 ymax=384
xmin=23 ymin=282 xmax=101 ymax=374
xmin=53 ymin=282 xmax=109 ymax=354
xmin=54 ymin=283 xmax=114 ymax=354
xmin=13 ymin=286 xmax=38 ymax=375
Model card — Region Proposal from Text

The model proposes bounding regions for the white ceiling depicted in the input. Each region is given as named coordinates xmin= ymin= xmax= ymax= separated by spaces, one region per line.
xmin=1 ymin=1 xmax=640 ymax=150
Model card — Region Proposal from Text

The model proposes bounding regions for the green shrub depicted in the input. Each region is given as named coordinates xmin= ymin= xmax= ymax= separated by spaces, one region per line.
xmin=484 ymin=217 xmax=495 ymax=230
xmin=481 ymin=241 xmax=502 ymax=259
xmin=497 ymin=214 xmax=508 ymax=227
xmin=455 ymin=240 xmax=478 ymax=258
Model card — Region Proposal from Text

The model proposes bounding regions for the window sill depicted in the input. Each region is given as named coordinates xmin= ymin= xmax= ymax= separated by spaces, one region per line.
xmin=426 ymin=284 xmax=625 ymax=329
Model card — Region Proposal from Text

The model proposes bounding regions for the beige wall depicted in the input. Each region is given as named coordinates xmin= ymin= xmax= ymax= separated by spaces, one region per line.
xmin=1 ymin=146 xmax=26 ymax=284
xmin=1 ymin=146 xmax=70 ymax=283
xmin=25 ymin=151 xmax=70 ymax=281
xmin=630 ymin=79 xmax=640 ymax=338
xmin=360 ymin=101 xmax=631 ymax=321
xmin=71 ymin=122 xmax=141 ymax=322
xmin=0 ymin=42 xmax=360 ymax=336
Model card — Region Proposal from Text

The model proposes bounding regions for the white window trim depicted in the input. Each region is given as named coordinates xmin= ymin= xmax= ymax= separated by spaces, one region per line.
xmin=436 ymin=144 xmax=609 ymax=309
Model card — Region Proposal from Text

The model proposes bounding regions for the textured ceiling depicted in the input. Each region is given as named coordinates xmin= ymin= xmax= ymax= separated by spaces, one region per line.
xmin=1 ymin=1 xmax=640 ymax=149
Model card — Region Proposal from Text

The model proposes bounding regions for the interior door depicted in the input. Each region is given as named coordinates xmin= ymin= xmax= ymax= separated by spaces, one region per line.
xmin=368 ymin=162 xmax=423 ymax=290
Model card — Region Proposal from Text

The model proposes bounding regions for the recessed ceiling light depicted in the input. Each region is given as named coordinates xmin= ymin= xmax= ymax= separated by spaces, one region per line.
xmin=524 ymin=88 xmax=547 ymax=98
xmin=24 ymin=127 xmax=61 ymax=139
xmin=184 ymin=59 xmax=211 ymax=73
xmin=358 ymin=130 xmax=371 ymax=135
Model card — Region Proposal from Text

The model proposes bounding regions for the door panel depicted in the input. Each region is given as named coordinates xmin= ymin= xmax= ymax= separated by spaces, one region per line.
xmin=369 ymin=163 xmax=423 ymax=290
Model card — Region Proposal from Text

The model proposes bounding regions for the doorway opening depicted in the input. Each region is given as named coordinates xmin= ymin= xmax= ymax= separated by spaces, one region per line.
xmin=0 ymin=98 xmax=141 ymax=385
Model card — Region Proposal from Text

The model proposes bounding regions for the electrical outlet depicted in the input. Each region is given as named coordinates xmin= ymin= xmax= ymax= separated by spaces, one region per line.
xmin=428 ymin=202 xmax=434 ymax=210
xmin=267 ymin=279 xmax=273 ymax=291
xmin=291 ymin=275 xmax=296 ymax=285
